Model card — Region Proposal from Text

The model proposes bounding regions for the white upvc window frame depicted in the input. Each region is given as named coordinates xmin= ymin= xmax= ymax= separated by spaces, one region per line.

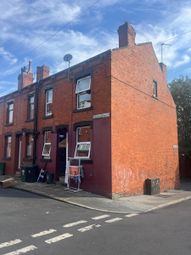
xmin=7 ymin=102 xmax=14 ymax=124
xmin=26 ymin=133 xmax=34 ymax=157
xmin=45 ymin=88 xmax=53 ymax=116
xmin=75 ymin=76 xmax=91 ymax=110
xmin=44 ymin=130 xmax=51 ymax=144
xmin=5 ymin=135 xmax=12 ymax=158
xmin=42 ymin=142 xmax=51 ymax=157
xmin=76 ymin=126 xmax=91 ymax=142
xmin=42 ymin=130 xmax=52 ymax=159
xmin=74 ymin=141 xmax=91 ymax=159
xmin=75 ymin=126 xmax=91 ymax=159
xmin=28 ymin=94 xmax=35 ymax=120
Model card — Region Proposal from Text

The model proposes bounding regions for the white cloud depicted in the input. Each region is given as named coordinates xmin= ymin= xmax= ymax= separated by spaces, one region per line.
xmin=136 ymin=24 xmax=176 ymax=65
xmin=94 ymin=0 xmax=123 ymax=7
xmin=0 ymin=0 xmax=24 ymax=20
xmin=173 ymin=55 xmax=190 ymax=68
xmin=29 ymin=29 xmax=116 ymax=74
xmin=0 ymin=0 xmax=121 ymax=96
xmin=169 ymin=6 xmax=191 ymax=32
xmin=1 ymin=0 xmax=191 ymax=96
xmin=0 ymin=0 xmax=117 ymax=64
xmin=135 ymin=3 xmax=191 ymax=69
xmin=0 ymin=47 xmax=18 ymax=64
xmin=0 ymin=0 xmax=81 ymax=28
xmin=72 ymin=0 xmax=122 ymax=8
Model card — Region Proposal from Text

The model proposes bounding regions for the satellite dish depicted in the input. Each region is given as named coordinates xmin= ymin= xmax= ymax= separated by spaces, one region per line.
xmin=64 ymin=54 xmax=73 ymax=63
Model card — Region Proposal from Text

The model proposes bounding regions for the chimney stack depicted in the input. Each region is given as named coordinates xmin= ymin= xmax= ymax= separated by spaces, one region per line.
xmin=159 ymin=63 xmax=167 ymax=82
xmin=18 ymin=61 xmax=33 ymax=90
xmin=118 ymin=22 xmax=136 ymax=48
xmin=36 ymin=65 xmax=50 ymax=81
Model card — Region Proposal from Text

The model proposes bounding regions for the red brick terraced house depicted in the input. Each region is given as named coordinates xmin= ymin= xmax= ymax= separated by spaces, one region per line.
xmin=0 ymin=23 xmax=179 ymax=198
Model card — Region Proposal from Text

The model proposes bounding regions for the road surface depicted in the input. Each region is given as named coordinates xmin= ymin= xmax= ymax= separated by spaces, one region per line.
xmin=0 ymin=188 xmax=191 ymax=255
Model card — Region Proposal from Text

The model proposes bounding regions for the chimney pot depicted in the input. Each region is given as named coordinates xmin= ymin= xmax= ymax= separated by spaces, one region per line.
xmin=28 ymin=60 xmax=32 ymax=73
xmin=18 ymin=61 xmax=33 ymax=90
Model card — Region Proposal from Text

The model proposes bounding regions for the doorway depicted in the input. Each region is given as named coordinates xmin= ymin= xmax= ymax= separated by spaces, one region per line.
xmin=15 ymin=135 xmax=22 ymax=174
xmin=56 ymin=129 xmax=68 ymax=177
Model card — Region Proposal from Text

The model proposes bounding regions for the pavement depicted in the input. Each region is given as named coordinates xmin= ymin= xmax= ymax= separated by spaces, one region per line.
xmin=1 ymin=175 xmax=191 ymax=214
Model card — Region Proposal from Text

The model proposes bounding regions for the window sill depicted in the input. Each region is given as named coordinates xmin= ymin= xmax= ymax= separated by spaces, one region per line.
xmin=41 ymin=158 xmax=52 ymax=162
xmin=23 ymin=157 xmax=33 ymax=161
xmin=43 ymin=114 xmax=54 ymax=120
xmin=3 ymin=157 xmax=11 ymax=161
xmin=5 ymin=123 xmax=14 ymax=127
xmin=80 ymin=159 xmax=93 ymax=164
xmin=152 ymin=95 xmax=158 ymax=100
xmin=73 ymin=107 xmax=93 ymax=113
xmin=25 ymin=119 xmax=34 ymax=123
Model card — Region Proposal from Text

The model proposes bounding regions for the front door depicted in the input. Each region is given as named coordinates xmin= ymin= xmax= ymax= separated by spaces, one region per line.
xmin=15 ymin=135 xmax=22 ymax=174
xmin=57 ymin=129 xmax=68 ymax=177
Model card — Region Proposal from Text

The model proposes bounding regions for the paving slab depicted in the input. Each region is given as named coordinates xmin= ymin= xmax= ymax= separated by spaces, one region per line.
xmin=1 ymin=175 xmax=191 ymax=214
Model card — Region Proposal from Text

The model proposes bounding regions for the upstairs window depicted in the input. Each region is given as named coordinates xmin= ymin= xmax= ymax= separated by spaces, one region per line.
xmin=28 ymin=95 xmax=35 ymax=120
xmin=153 ymin=80 xmax=158 ymax=98
xmin=7 ymin=102 xmax=14 ymax=124
xmin=75 ymin=76 xmax=91 ymax=110
xmin=45 ymin=89 xmax=53 ymax=116
xmin=5 ymin=136 xmax=12 ymax=159
xmin=26 ymin=134 xmax=34 ymax=158
xmin=75 ymin=126 xmax=91 ymax=159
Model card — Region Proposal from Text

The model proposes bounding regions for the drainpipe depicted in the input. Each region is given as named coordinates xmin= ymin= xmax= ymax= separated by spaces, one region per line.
xmin=33 ymin=81 xmax=40 ymax=165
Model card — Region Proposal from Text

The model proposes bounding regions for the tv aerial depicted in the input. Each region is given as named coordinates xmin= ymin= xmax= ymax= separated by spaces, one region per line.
xmin=160 ymin=43 xmax=171 ymax=63
xmin=63 ymin=54 xmax=73 ymax=80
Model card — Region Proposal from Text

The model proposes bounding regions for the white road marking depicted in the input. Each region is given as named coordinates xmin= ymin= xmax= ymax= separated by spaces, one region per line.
xmin=31 ymin=229 xmax=57 ymax=238
xmin=63 ymin=220 xmax=87 ymax=228
xmin=0 ymin=239 xmax=22 ymax=249
xmin=105 ymin=217 xmax=123 ymax=223
xmin=92 ymin=214 xmax=110 ymax=220
xmin=78 ymin=224 xmax=101 ymax=233
xmin=2 ymin=245 xmax=37 ymax=255
xmin=125 ymin=213 xmax=138 ymax=218
xmin=45 ymin=233 xmax=73 ymax=244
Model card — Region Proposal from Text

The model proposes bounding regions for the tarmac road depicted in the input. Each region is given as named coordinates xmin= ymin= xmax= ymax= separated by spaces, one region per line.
xmin=0 ymin=188 xmax=191 ymax=255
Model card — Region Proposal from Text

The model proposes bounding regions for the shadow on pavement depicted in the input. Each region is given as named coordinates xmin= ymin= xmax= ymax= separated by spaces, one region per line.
xmin=0 ymin=187 xmax=47 ymax=199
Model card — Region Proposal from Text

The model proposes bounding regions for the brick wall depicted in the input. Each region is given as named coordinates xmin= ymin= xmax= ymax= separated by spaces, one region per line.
xmin=111 ymin=43 xmax=179 ymax=196
xmin=0 ymin=51 xmax=112 ymax=196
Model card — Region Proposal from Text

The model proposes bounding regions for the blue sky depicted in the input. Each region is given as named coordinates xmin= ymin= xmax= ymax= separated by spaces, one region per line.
xmin=0 ymin=0 xmax=191 ymax=96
